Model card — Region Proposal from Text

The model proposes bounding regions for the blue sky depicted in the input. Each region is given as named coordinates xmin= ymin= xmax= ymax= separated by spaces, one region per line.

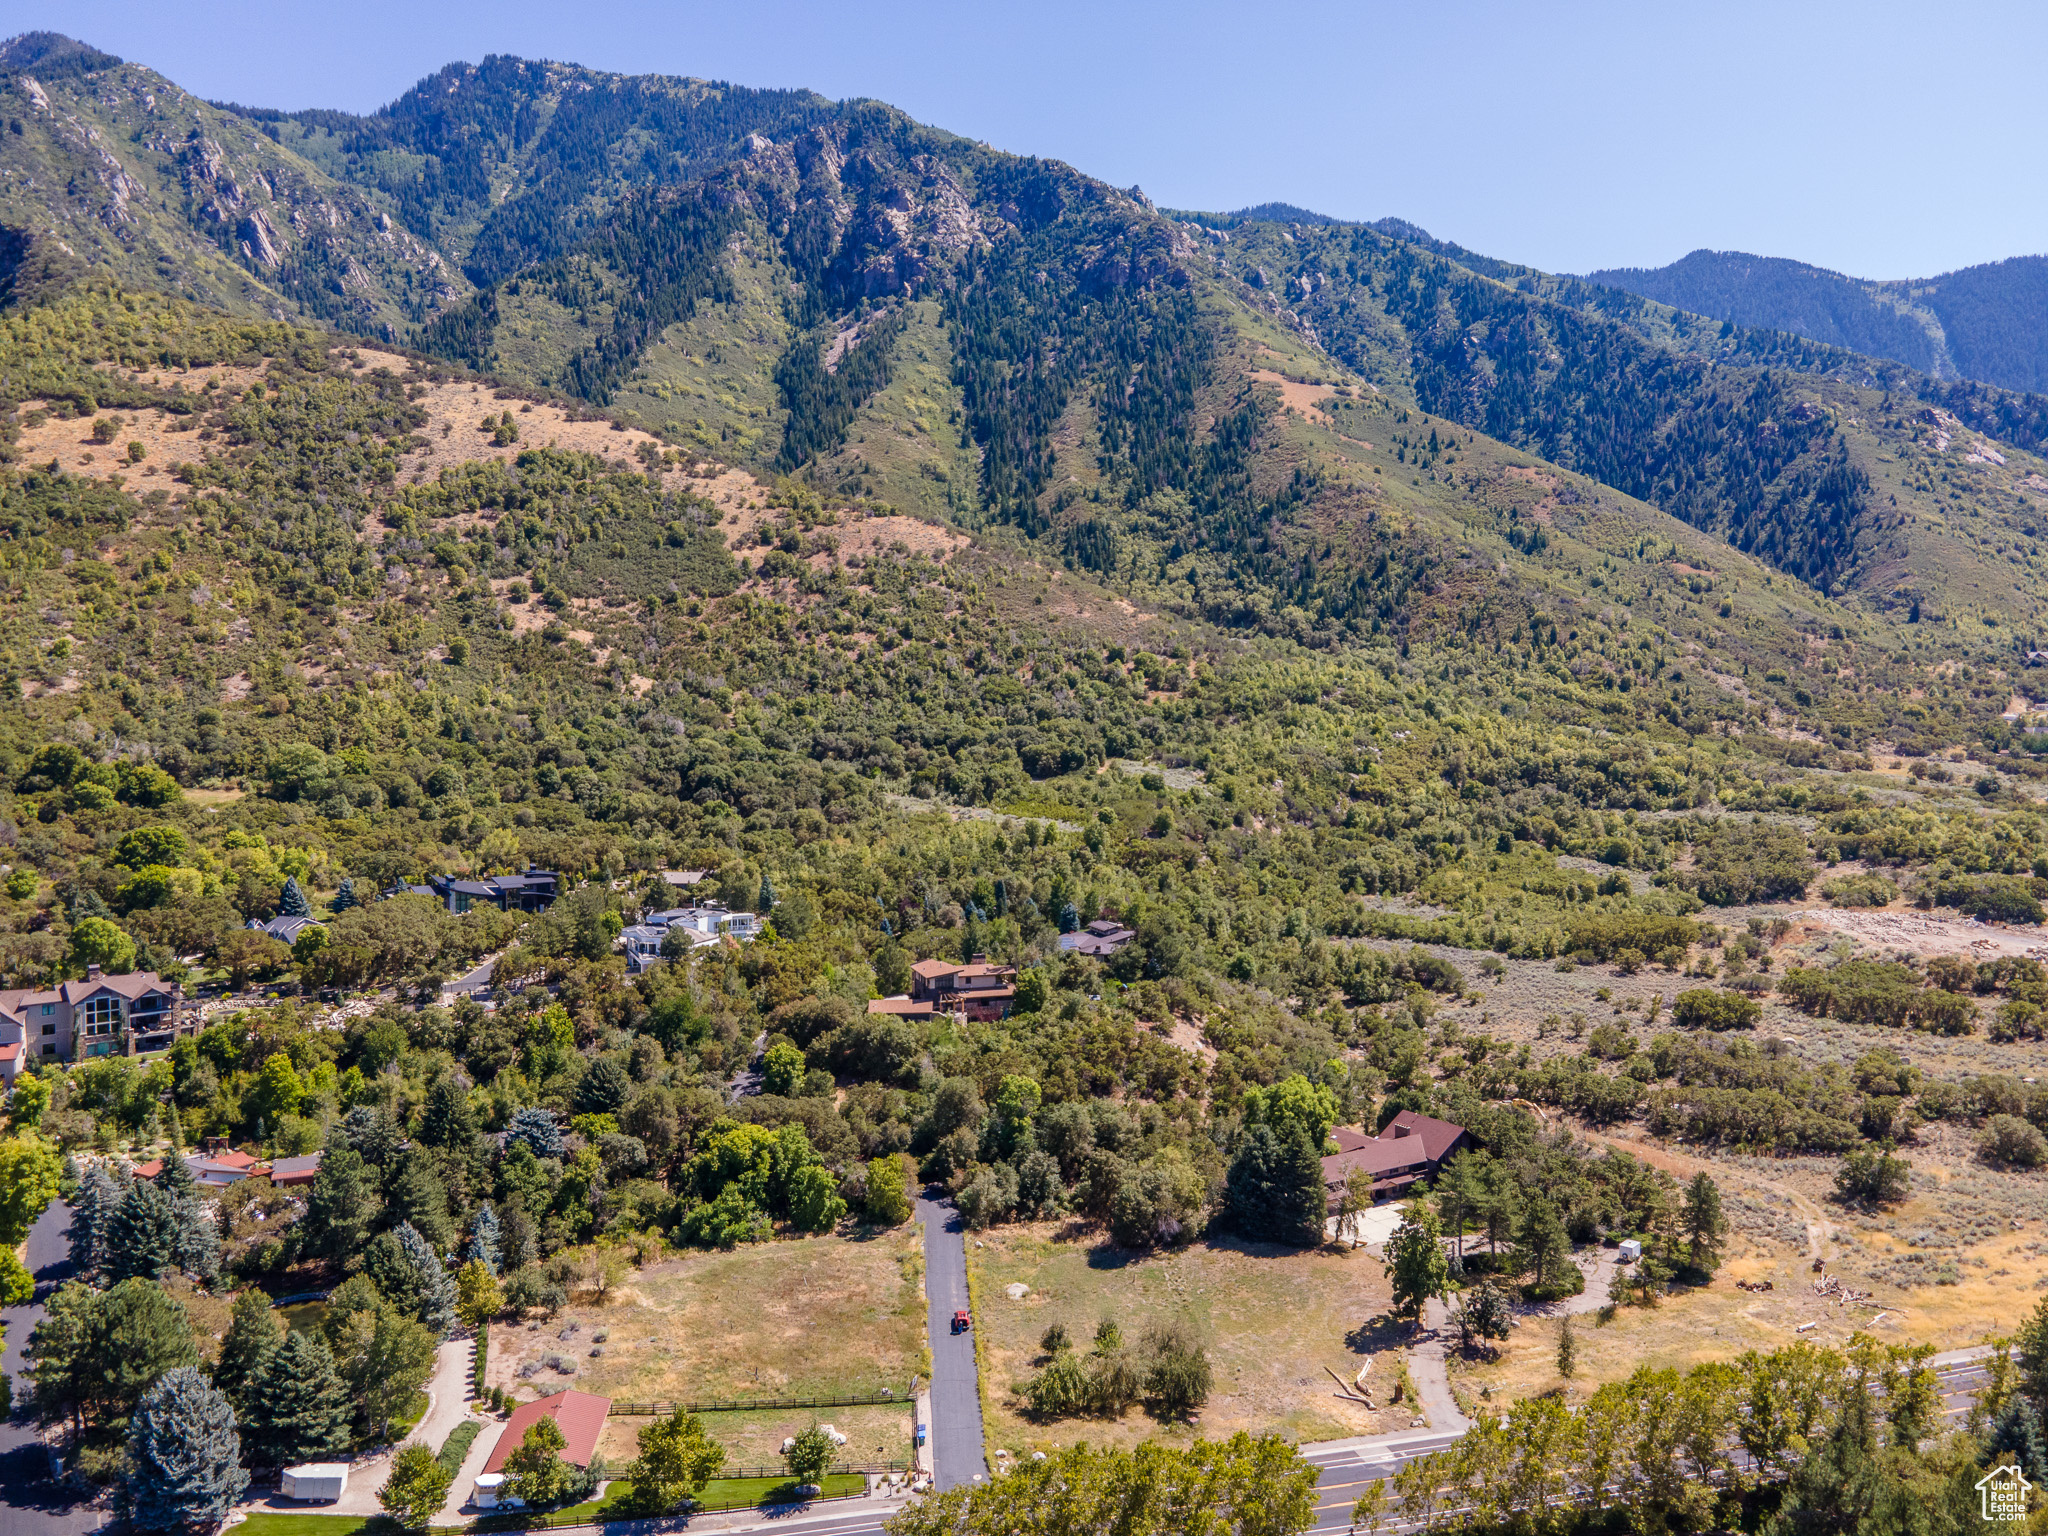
xmin=24 ymin=0 xmax=2047 ymax=279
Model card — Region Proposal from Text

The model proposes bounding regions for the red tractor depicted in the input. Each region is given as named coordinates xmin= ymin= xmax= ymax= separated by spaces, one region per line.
xmin=951 ymin=1309 xmax=972 ymax=1334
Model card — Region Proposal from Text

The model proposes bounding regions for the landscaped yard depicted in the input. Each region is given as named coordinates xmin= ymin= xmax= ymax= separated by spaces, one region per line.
xmin=970 ymin=1220 xmax=1411 ymax=1456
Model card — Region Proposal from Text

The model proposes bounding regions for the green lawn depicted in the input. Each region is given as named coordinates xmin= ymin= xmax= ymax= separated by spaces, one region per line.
xmin=236 ymin=1516 xmax=395 ymax=1536
xmin=692 ymin=1474 xmax=866 ymax=1511
xmin=467 ymin=1473 xmax=867 ymax=1530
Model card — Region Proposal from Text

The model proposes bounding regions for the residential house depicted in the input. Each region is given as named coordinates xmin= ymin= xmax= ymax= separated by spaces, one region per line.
xmin=0 ymin=1040 xmax=19 ymax=1086
xmin=910 ymin=955 xmax=1018 ymax=1021
xmin=482 ymin=1390 xmax=611 ymax=1480
xmin=619 ymin=924 xmax=671 ymax=974
xmin=645 ymin=905 xmax=762 ymax=943
xmin=867 ymin=997 xmax=936 ymax=1020
xmin=247 ymin=915 xmax=323 ymax=946
xmin=385 ymin=870 xmax=562 ymax=915
xmin=1319 ymin=1111 xmax=1473 ymax=1203
xmin=659 ymin=869 xmax=709 ymax=890
xmin=133 ymin=1149 xmax=264 ymax=1187
xmin=1058 ymin=918 xmax=1137 ymax=957
xmin=269 ymin=1151 xmax=323 ymax=1187
xmin=0 ymin=969 xmax=187 ymax=1064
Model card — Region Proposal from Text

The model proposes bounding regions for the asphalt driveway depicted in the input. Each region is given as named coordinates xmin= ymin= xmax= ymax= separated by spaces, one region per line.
xmin=915 ymin=1193 xmax=986 ymax=1493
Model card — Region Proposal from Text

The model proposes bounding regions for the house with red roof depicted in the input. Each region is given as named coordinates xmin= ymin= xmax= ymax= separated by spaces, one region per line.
xmin=1319 ymin=1111 xmax=1473 ymax=1203
xmin=483 ymin=1390 xmax=612 ymax=1477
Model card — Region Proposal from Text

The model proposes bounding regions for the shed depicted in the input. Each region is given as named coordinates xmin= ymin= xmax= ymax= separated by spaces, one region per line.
xmin=282 ymin=1464 xmax=349 ymax=1502
xmin=1618 ymin=1239 xmax=1643 ymax=1262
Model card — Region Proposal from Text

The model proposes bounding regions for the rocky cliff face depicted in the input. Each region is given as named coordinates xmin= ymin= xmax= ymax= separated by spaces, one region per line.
xmin=0 ymin=54 xmax=467 ymax=335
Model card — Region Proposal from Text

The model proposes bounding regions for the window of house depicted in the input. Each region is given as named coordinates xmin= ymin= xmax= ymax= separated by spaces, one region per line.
xmin=40 ymin=1003 xmax=54 ymax=1016
xmin=41 ymin=1023 xmax=55 ymax=1036
xmin=82 ymin=995 xmax=121 ymax=1037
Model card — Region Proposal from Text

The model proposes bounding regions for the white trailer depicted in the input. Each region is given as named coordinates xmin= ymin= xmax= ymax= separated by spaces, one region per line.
xmin=281 ymin=1464 xmax=349 ymax=1502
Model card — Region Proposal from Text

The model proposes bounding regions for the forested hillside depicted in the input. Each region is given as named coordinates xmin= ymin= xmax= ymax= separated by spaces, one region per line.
xmin=1585 ymin=247 xmax=2048 ymax=396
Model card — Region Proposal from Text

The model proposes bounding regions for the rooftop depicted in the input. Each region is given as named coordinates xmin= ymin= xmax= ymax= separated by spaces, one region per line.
xmin=484 ymin=1391 xmax=612 ymax=1473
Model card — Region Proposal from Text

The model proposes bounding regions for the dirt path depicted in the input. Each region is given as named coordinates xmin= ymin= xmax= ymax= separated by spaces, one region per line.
xmin=1407 ymin=1297 xmax=1471 ymax=1433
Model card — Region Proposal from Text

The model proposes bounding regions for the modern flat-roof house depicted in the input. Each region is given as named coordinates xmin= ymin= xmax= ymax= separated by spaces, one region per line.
xmin=647 ymin=905 xmax=762 ymax=942
xmin=0 ymin=969 xmax=187 ymax=1065
xmin=1319 ymin=1111 xmax=1473 ymax=1203
xmin=1058 ymin=918 xmax=1137 ymax=957
xmin=386 ymin=870 xmax=562 ymax=915
xmin=910 ymin=955 xmax=1018 ymax=1021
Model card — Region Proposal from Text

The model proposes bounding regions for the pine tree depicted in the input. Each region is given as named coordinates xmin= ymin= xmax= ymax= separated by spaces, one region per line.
xmin=757 ymin=872 xmax=776 ymax=913
xmin=304 ymin=1141 xmax=380 ymax=1260
xmin=127 ymin=1367 xmax=248 ymax=1530
xmin=279 ymin=877 xmax=312 ymax=919
xmin=1681 ymin=1172 xmax=1728 ymax=1272
xmin=332 ymin=877 xmax=358 ymax=913
xmin=385 ymin=1158 xmax=453 ymax=1251
xmin=396 ymin=1221 xmax=457 ymax=1339
xmin=154 ymin=1148 xmax=197 ymax=1199
xmin=176 ymin=1192 xmax=221 ymax=1287
xmin=466 ymin=1202 xmax=502 ymax=1276
xmin=68 ymin=1165 xmax=121 ymax=1277
xmin=105 ymin=1177 xmax=184 ymax=1282
xmin=213 ymin=1289 xmax=284 ymax=1412
xmin=244 ymin=1330 xmax=353 ymax=1467
xmin=420 ymin=1077 xmax=475 ymax=1149
xmin=1557 ymin=1313 xmax=1577 ymax=1378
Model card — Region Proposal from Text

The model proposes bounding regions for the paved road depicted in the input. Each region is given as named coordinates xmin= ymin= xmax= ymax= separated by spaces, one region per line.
xmin=915 ymin=1193 xmax=986 ymax=1493
xmin=0 ymin=1200 xmax=104 ymax=1536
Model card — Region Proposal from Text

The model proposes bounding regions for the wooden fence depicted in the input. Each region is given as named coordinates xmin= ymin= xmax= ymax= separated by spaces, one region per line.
xmin=607 ymin=1389 xmax=906 ymax=1415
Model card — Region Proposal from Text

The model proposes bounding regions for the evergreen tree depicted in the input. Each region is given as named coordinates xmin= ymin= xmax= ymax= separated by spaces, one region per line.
xmin=68 ymin=1165 xmax=121 ymax=1277
xmin=332 ymin=877 xmax=358 ymax=913
xmin=1223 ymin=1125 xmax=1326 ymax=1246
xmin=757 ymin=873 xmax=776 ymax=913
xmin=420 ymin=1078 xmax=475 ymax=1149
xmin=1681 ymin=1172 xmax=1728 ymax=1272
xmin=1988 ymin=1396 xmax=2048 ymax=1486
xmin=212 ymin=1289 xmax=284 ymax=1413
xmin=127 ymin=1367 xmax=248 ymax=1531
xmin=303 ymin=1140 xmax=380 ymax=1260
xmin=279 ymin=877 xmax=313 ymax=919
xmin=575 ymin=1056 xmax=632 ymax=1116
xmin=506 ymin=1106 xmax=564 ymax=1160
xmin=244 ymin=1330 xmax=353 ymax=1467
xmin=465 ymin=1202 xmax=502 ymax=1276
xmin=175 ymin=1192 xmax=221 ymax=1287
xmin=105 ymin=1177 xmax=185 ymax=1282
xmin=154 ymin=1148 xmax=197 ymax=1199
xmin=1558 ymin=1313 xmax=1577 ymax=1378
xmin=385 ymin=1158 xmax=453 ymax=1251
xmin=396 ymin=1221 xmax=457 ymax=1338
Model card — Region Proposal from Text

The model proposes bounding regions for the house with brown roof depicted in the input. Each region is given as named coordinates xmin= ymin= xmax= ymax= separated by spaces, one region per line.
xmin=483 ymin=1390 xmax=612 ymax=1477
xmin=0 ymin=969 xmax=186 ymax=1066
xmin=909 ymin=955 xmax=1017 ymax=1021
xmin=1320 ymin=1111 xmax=1473 ymax=1203
xmin=867 ymin=997 xmax=936 ymax=1020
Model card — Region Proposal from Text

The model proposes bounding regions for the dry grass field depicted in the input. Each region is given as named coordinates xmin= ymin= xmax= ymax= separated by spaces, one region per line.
xmin=484 ymin=1230 xmax=925 ymax=1466
xmin=969 ymin=1221 xmax=1416 ymax=1456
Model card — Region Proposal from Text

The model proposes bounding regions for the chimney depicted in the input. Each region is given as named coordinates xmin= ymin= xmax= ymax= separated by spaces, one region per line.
xmin=86 ymin=962 xmax=102 ymax=980
xmin=1391 ymin=1122 xmax=1411 ymax=1138
xmin=970 ymin=953 xmax=988 ymax=965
